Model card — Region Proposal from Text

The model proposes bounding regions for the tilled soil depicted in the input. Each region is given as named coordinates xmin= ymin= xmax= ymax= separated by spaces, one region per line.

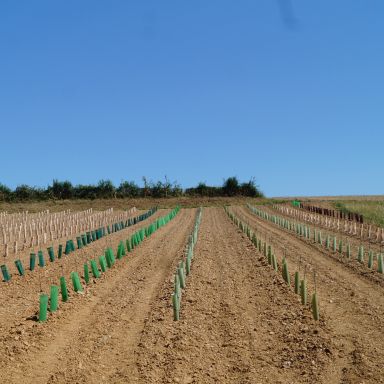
xmin=263 ymin=204 xmax=384 ymax=254
xmin=0 ymin=209 xmax=165 ymax=343
xmin=0 ymin=208 xmax=193 ymax=383
xmin=233 ymin=205 xmax=384 ymax=383
xmin=1 ymin=206 xmax=377 ymax=383
xmin=137 ymin=207 xmax=334 ymax=384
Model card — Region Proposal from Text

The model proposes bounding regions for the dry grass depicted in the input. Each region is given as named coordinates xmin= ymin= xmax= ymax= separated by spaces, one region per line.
xmin=0 ymin=196 xmax=271 ymax=213
xmin=333 ymin=200 xmax=384 ymax=227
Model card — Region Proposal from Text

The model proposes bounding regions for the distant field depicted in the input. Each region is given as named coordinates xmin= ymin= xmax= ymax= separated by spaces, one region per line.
xmin=0 ymin=196 xmax=269 ymax=213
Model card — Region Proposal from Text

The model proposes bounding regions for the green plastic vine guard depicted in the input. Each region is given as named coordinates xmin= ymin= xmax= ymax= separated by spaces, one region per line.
xmin=58 ymin=244 xmax=63 ymax=259
xmin=300 ymin=279 xmax=307 ymax=305
xmin=368 ymin=251 xmax=374 ymax=269
xmin=90 ymin=260 xmax=100 ymax=278
xmin=282 ymin=259 xmax=290 ymax=285
xmin=105 ymin=251 xmax=113 ymax=268
xmin=294 ymin=272 xmax=300 ymax=294
xmin=174 ymin=274 xmax=181 ymax=301
xmin=126 ymin=239 xmax=132 ymax=252
xmin=38 ymin=251 xmax=45 ymax=267
xmin=15 ymin=260 xmax=24 ymax=276
xmin=50 ymin=285 xmax=59 ymax=312
xmin=186 ymin=257 xmax=191 ymax=275
xmin=64 ymin=240 xmax=71 ymax=255
xmin=84 ymin=263 xmax=90 ymax=284
xmin=76 ymin=237 xmax=83 ymax=249
xmin=30 ymin=253 xmax=36 ymax=271
xmin=357 ymin=246 xmax=364 ymax=263
xmin=99 ymin=256 xmax=107 ymax=272
xmin=172 ymin=293 xmax=179 ymax=321
xmin=39 ymin=294 xmax=48 ymax=322
xmin=60 ymin=276 xmax=68 ymax=302
xmin=47 ymin=247 xmax=55 ymax=262
xmin=71 ymin=272 xmax=83 ymax=292
xmin=1 ymin=265 xmax=11 ymax=282
xmin=312 ymin=293 xmax=319 ymax=321
xmin=338 ymin=239 xmax=343 ymax=254
xmin=272 ymin=254 xmax=278 ymax=271
xmin=378 ymin=254 xmax=383 ymax=274
xmin=117 ymin=245 xmax=123 ymax=260
xmin=333 ymin=237 xmax=337 ymax=252
xmin=178 ymin=263 xmax=185 ymax=289
xmin=108 ymin=248 xmax=116 ymax=264
xmin=347 ymin=243 xmax=351 ymax=259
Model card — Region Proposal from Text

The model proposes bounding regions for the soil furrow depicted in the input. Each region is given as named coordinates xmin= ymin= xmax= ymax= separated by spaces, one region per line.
xmin=1 ymin=208 xmax=195 ymax=384
xmin=137 ymin=207 xmax=334 ymax=384
xmin=233 ymin=205 xmax=384 ymax=383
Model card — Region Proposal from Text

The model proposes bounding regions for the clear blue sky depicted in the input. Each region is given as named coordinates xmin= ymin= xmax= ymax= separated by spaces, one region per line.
xmin=0 ymin=1 xmax=383 ymax=197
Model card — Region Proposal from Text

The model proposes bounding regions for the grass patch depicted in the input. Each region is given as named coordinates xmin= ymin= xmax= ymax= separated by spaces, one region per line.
xmin=333 ymin=200 xmax=384 ymax=227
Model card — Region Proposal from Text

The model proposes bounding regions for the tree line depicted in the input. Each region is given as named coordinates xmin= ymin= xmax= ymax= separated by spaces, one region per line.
xmin=0 ymin=177 xmax=263 ymax=201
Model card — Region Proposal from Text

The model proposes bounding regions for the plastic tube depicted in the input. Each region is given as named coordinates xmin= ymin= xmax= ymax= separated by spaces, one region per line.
xmin=58 ymin=244 xmax=63 ymax=259
xmin=30 ymin=253 xmax=36 ymax=271
xmin=99 ymin=256 xmax=107 ymax=272
xmin=70 ymin=272 xmax=83 ymax=292
xmin=38 ymin=250 xmax=45 ymax=267
xmin=172 ymin=293 xmax=179 ymax=321
xmin=312 ymin=293 xmax=319 ymax=320
xmin=300 ymin=279 xmax=307 ymax=305
xmin=47 ymin=247 xmax=55 ymax=262
xmin=1 ymin=265 xmax=11 ymax=282
xmin=60 ymin=276 xmax=68 ymax=302
xmin=50 ymin=285 xmax=59 ymax=312
xmin=15 ymin=259 xmax=24 ymax=276
xmin=84 ymin=263 xmax=90 ymax=284
xmin=294 ymin=271 xmax=300 ymax=294
xmin=90 ymin=259 xmax=100 ymax=278
xmin=39 ymin=294 xmax=48 ymax=322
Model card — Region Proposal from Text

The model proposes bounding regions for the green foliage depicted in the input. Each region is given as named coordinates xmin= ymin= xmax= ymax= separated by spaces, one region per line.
xmin=186 ymin=176 xmax=263 ymax=198
xmin=0 ymin=176 xmax=263 ymax=201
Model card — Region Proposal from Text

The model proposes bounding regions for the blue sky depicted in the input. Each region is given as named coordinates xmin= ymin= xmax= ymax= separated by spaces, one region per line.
xmin=0 ymin=1 xmax=383 ymax=197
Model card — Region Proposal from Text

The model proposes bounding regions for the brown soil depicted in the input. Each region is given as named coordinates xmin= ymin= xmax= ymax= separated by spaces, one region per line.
xmin=1 ymin=206 xmax=379 ymax=383
xmin=260 ymin=204 xmax=384 ymax=279
xmin=0 ymin=208 xmax=194 ymax=383
xmin=137 ymin=207 xmax=335 ymax=384
xmin=233 ymin=205 xmax=384 ymax=383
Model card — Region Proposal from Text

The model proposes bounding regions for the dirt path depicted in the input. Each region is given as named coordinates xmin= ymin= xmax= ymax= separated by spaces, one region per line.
xmin=1 ymin=208 xmax=195 ymax=384
xmin=137 ymin=207 xmax=334 ymax=384
xmin=233 ymin=205 xmax=384 ymax=383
